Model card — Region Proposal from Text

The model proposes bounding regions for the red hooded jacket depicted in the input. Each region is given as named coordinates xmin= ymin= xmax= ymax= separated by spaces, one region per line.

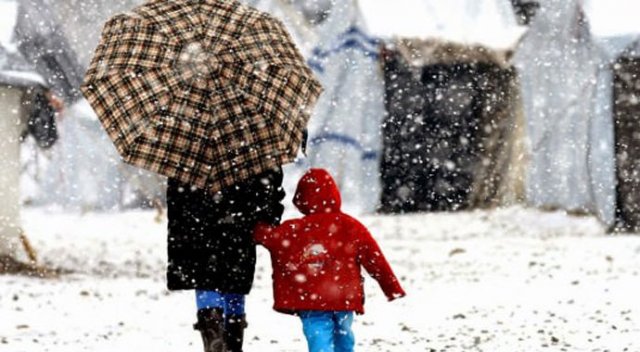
xmin=254 ymin=168 xmax=406 ymax=314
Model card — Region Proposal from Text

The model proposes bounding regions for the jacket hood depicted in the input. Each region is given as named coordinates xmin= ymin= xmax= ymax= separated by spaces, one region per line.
xmin=293 ymin=168 xmax=342 ymax=215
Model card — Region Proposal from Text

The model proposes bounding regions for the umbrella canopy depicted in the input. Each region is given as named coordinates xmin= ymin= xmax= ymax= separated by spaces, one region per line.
xmin=81 ymin=0 xmax=322 ymax=193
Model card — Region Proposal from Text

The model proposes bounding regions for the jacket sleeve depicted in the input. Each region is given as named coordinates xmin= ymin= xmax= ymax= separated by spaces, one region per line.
xmin=253 ymin=222 xmax=279 ymax=251
xmin=354 ymin=219 xmax=406 ymax=301
xmin=253 ymin=168 xmax=286 ymax=225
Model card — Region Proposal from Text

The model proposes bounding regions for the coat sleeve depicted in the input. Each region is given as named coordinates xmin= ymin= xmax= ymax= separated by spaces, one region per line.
xmin=253 ymin=168 xmax=286 ymax=225
xmin=354 ymin=219 xmax=406 ymax=301
xmin=253 ymin=223 xmax=279 ymax=251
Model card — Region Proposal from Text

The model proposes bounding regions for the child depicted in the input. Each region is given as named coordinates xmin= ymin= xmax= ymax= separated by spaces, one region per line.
xmin=254 ymin=168 xmax=406 ymax=352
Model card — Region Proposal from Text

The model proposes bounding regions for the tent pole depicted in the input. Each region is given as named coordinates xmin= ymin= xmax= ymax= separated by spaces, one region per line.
xmin=19 ymin=229 xmax=38 ymax=264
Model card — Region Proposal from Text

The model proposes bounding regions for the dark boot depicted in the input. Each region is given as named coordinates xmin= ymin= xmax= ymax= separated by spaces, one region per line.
xmin=224 ymin=315 xmax=248 ymax=352
xmin=194 ymin=308 xmax=226 ymax=352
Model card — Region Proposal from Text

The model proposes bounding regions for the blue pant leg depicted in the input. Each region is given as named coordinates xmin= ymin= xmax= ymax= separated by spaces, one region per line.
xmin=195 ymin=290 xmax=224 ymax=310
xmin=196 ymin=291 xmax=246 ymax=317
xmin=333 ymin=312 xmax=355 ymax=352
xmin=222 ymin=293 xmax=246 ymax=316
xmin=300 ymin=311 xmax=336 ymax=352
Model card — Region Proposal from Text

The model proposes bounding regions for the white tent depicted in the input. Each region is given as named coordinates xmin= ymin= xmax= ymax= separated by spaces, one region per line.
xmin=0 ymin=86 xmax=25 ymax=260
xmin=0 ymin=0 xmax=17 ymax=52
xmin=274 ymin=0 xmax=526 ymax=214
xmin=360 ymin=0 xmax=525 ymax=50
xmin=299 ymin=1 xmax=385 ymax=214
xmin=247 ymin=0 xmax=387 ymax=214
xmin=244 ymin=0 xmax=319 ymax=53
xmin=0 ymin=0 xmax=45 ymax=260
xmin=586 ymin=0 xmax=640 ymax=39
xmin=587 ymin=0 xmax=640 ymax=63
xmin=513 ymin=0 xmax=640 ymax=227
xmin=513 ymin=0 xmax=622 ymax=227
xmin=0 ymin=0 xmax=46 ymax=87
xmin=360 ymin=0 xmax=524 ymax=213
xmin=589 ymin=0 xmax=640 ymax=229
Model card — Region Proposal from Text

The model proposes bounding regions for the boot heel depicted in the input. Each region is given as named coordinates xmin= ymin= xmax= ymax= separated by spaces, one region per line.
xmin=224 ymin=315 xmax=248 ymax=352
xmin=194 ymin=308 xmax=226 ymax=352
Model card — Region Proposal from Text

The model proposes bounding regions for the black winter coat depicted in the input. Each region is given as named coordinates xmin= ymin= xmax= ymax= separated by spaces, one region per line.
xmin=166 ymin=167 xmax=285 ymax=293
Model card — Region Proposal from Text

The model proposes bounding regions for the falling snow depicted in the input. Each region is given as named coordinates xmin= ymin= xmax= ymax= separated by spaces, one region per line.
xmin=3 ymin=0 xmax=640 ymax=351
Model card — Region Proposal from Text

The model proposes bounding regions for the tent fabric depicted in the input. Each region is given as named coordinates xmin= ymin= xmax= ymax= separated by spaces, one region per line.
xmin=0 ymin=0 xmax=18 ymax=52
xmin=0 ymin=86 xmax=24 ymax=257
xmin=514 ymin=0 xmax=617 ymax=226
xmin=0 ymin=68 xmax=46 ymax=88
xmin=0 ymin=0 xmax=45 ymax=89
xmin=14 ymin=0 xmax=83 ymax=102
xmin=0 ymin=0 xmax=57 ymax=149
xmin=586 ymin=0 xmax=640 ymax=39
xmin=588 ymin=64 xmax=617 ymax=226
xmin=50 ymin=0 xmax=145 ymax=67
xmin=296 ymin=0 xmax=526 ymax=214
xmin=307 ymin=26 xmax=380 ymax=73
xmin=360 ymin=0 xmax=525 ymax=50
xmin=380 ymin=39 xmax=522 ymax=213
xmin=37 ymin=100 xmax=127 ymax=210
xmin=247 ymin=1 xmax=525 ymax=214
xmin=597 ymin=36 xmax=640 ymax=62
xmin=622 ymin=39 xmax=640 ymax=58
xmin=393 ymin=39 xmax=513 ymax=68
xmin=243 ymin=0 xmax=319 ymax=52
xmin=243 ymin=2 xmax=383 ymax=215
xmin=0 ymin=0 xmax=82 ymax=97
xmin=613 ymin=50 xmax=640 ymax=231
xmin=300 ymin=2 xmax=385 ymax=214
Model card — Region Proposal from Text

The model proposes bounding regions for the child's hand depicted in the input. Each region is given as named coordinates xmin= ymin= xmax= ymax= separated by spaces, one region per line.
xmin=387 ymin=290 xmax=406 ymax=302
xmin=46 ymin=91 xmax=65 ymax=115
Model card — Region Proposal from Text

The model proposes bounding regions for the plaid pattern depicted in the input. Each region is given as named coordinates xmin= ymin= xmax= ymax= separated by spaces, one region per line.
xmin=81 ymin=0 xmax=323 ymax=192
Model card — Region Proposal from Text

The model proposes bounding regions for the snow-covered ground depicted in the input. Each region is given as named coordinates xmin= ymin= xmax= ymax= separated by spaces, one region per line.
xmin=2 ymin=206 xmax=640 ymax=351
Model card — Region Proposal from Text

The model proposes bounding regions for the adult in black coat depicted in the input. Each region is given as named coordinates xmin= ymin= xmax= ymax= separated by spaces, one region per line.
xmin=166 ymin=166 xmax=285 ymax=352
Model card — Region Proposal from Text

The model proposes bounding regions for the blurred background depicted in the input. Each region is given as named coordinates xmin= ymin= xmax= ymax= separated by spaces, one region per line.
xmin=0 ymin=0 xmax=640 ymax=231
xmin=2 ymin=0 xmax=640 ymax=231
xmin=4 ymin=1 xmax=640 ymax=351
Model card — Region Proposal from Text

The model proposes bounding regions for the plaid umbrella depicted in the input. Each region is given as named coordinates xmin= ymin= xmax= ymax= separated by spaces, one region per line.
xmin=81 ymin=0 xmax=322 ymax=192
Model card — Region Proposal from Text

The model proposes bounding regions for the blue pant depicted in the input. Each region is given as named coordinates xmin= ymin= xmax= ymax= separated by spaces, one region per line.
xmin=195 ymin=290 xmax=245 ymax=316
xmin=299 ymin=311 xmax=355 ymax=352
